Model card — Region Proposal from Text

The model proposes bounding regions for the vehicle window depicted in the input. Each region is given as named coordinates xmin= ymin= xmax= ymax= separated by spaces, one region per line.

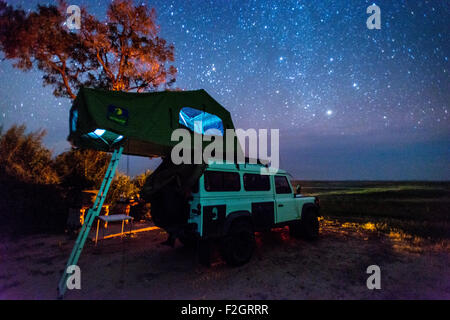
xmin=243 ymin=173 xmax=270 ymax=191
xmin=274 ymin=176 xmax=291 ymax=194
xmin=204 ymin=171 xmax=240 ymax=192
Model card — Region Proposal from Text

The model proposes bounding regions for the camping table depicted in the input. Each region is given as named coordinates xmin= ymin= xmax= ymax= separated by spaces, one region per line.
xmin=95 ymin=214 xmax=134 ymax=245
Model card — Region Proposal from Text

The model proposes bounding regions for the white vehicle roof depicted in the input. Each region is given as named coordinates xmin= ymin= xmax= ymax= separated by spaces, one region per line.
xmin=206 ymin=160 xmax=287 ymax=175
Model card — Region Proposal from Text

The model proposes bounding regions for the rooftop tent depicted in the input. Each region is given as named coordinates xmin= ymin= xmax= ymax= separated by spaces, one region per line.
xmin=68 ymin=87 xmax=237 ymax=157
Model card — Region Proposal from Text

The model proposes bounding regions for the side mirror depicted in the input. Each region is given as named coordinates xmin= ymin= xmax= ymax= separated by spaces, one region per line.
xmin=295 ymin=184 xmax=301 ymax=195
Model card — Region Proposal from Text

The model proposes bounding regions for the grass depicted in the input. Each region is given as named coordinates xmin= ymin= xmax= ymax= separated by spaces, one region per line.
xmin=292 ymin=181 xmax=450 ymax=241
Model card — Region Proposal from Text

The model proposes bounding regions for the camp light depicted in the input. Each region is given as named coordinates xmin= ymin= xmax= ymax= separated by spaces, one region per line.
xmin=70 ymin=104 xmax=123 ymax=147
xmin=84 ymin=128 xmax=124 ymax=146
xmin=89 ymin=129 xmax=105 ymax=137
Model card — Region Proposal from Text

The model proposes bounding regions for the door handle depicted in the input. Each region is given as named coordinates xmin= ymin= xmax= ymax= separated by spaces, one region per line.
xmin=278 ymin=204 xmax=284 ymax=207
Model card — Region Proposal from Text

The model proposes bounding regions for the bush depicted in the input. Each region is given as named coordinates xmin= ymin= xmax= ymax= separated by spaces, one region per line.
xmin=54 ymin=148 xmax=111 ymax=190
xmin=107 ymin=172 xmax=138 ymax=204
xmin=107 ymin=170 xmax=152 ymax=204
xmin=0 ymin=125 xmax=67 ymax=234
xmin=0 ymin=124 xmax=153 ymax=234
xmin=0 ymin=124 xmax=59 ymax=184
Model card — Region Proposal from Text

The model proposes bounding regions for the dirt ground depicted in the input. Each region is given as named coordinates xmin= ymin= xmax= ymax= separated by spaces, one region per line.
xmin=1 ymin=219 xmax=449 ymax=300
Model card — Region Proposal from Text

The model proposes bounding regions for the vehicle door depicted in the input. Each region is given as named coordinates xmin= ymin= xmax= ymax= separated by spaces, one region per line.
xmin=274 ymin=175 xmax=298 ymax=223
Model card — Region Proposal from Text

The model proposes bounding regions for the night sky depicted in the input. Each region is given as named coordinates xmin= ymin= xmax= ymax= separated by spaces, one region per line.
xmin=0 ymin=0 xmax=448 ymax=180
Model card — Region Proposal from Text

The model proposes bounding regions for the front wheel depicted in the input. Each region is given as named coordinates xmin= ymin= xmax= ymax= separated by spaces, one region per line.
xmin=220 ymin=219 xmax=255 ymax=266
xmin=290 ymin=209 xmax=319 ymax=240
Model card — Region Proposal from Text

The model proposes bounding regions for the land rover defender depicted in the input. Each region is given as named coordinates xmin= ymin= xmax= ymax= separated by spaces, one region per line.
xmin=143 ymin=160 xmax=320 ymax=266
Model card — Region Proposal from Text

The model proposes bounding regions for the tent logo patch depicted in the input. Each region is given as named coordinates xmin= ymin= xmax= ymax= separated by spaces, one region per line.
xmin=107 ymin=105 xmax=128 ymax=125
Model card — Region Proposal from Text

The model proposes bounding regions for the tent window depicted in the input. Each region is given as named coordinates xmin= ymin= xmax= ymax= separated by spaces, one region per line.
xmin=179 ymin=107 xmax=224 ymax=136
xmin=71 ymin=109 xmax=78 ymax=132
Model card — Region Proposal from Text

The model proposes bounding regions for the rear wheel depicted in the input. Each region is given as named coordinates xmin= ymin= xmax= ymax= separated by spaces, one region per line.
xmin=220 ymin=219 xmax=255 ymax=266
xmin=290 ymin=209 xmax=319 ymax=240
xmin=198 ymin=239 xmax=212 ymax=267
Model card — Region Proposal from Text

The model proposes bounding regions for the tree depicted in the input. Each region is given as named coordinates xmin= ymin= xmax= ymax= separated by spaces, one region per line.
xmin=0 ymin=0 xmax=169 ymax=195
xmin=0 ymin=0 xmax=177 ymax=99
xmin=132 ymin=169 xmax=153 ymax=192
xmin=0 ymin=125 xmax=72 ymax=233
xmin=107 ymin=172 xmax=137 ymax=204
xmin=54 ymin=148 xmax=111 ymax=190
xmin=0 ymin=1 xmax=167 ymax=222
xmin=0 ymin=124 xmax=59 ymax=184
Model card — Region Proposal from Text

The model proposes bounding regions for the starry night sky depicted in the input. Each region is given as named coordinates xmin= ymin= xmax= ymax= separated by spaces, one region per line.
xmin=0 ymin=0 xmax=449 ymax=180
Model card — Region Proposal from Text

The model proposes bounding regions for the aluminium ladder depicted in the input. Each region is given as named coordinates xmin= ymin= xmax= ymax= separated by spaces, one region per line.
xmin=57 ymin=146 xmax=123 ymax=298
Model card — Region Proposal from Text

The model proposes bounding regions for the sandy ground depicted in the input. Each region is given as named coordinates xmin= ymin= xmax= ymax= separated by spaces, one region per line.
xmin=0 ymin=219 xmax=449 ymax=300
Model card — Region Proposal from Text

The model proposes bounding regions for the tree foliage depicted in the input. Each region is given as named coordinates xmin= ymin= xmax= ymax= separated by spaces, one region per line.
xmin=54 ymin=148 xmax=111 ymax=190
xmin=0 ymin=123 xmax=155 ymax=233
xmin=107 ymin=170 xmax=152 ymax=204
xmin=0 ymin=0 xmax=177 ymax=99
xmin=132 ymin=169 xmax=153 ymax=191
xmin=107 ymin=172 xmax=137 ymax=204
xmin=0 ymin=124 xmax=59 ymax=184
xmin=0 ymin=0 xmax=170 ymax=231
xmin=0 ymin=123 xmax=154 ymax=201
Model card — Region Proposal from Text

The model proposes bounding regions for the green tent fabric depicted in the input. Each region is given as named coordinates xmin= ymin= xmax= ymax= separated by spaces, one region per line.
xmin=69 ymin=87 xmax=237 ymax=157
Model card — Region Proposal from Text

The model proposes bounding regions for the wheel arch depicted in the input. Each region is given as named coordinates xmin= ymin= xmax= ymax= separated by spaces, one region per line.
xmin=223 ymin=210 xmax=252 ymax=235
xmin=301 ymin=203 xmax=320 ymax=219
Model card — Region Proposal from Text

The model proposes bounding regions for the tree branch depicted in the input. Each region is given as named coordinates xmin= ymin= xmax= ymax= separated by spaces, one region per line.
xmin=47 ymin=57 xmax=76 ymax=99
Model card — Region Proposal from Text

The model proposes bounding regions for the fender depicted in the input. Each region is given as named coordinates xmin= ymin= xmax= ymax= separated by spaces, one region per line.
xmin=301 ymin=203 xmax=320 ymax=218
xmin=223 ymin=211 xmax=252 ymax=235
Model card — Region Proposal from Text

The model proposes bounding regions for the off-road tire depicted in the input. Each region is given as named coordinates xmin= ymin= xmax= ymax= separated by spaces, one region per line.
xmin=290 ymin=209 xmax=319 ymax=241
xmin=220 ymin=219 xmax=255 ymax=266
xmin=198 ymin=239 xmax=212 ymax=267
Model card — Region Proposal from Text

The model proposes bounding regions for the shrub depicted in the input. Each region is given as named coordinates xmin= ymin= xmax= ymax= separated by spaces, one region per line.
xmin=0 ymin=124 xmax=59 ymax=184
